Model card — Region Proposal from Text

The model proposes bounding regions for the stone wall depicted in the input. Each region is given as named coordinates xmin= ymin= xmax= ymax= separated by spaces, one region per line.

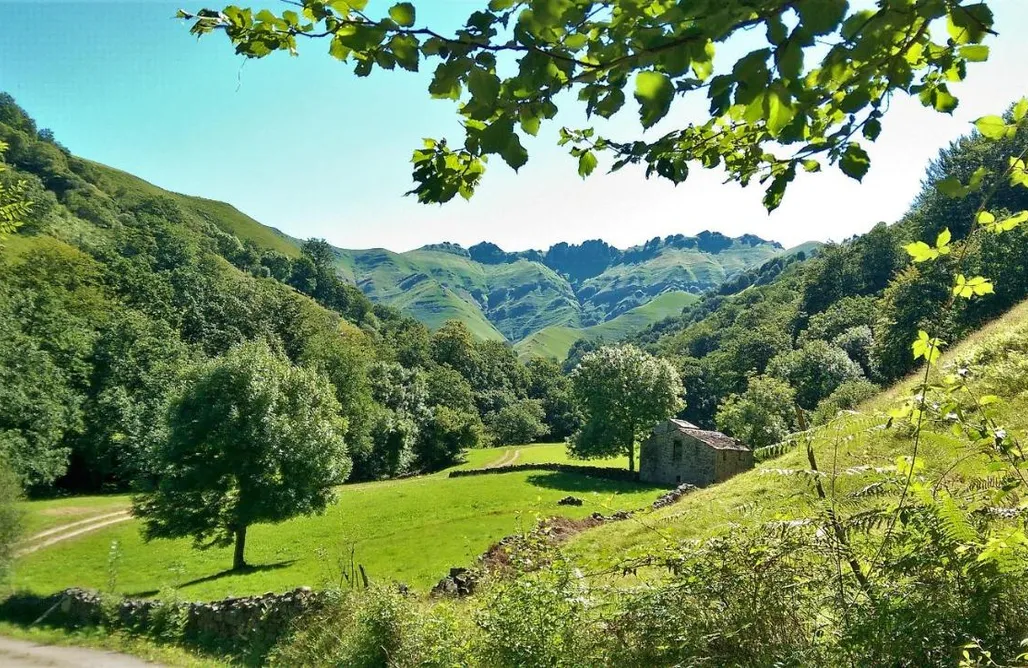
xmin=639 ymin=429 xmax=717 ymax=486
xmin=714 ymin=447 xmax=754 ymax=483
xmin=449 ymin=462 xmax=640 ymax=482
xmin=43 ymin=587 xmax=325 ymax=652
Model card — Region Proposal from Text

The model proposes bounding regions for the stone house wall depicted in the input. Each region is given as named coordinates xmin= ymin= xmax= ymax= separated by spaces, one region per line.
xmin=639 ymin=420 xmax=753 ymax=486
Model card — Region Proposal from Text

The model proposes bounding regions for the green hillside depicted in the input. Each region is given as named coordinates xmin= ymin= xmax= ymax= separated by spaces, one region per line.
xmin=86 ymin=161 xmax=301 ymax=258
xmin=515 ymin=290 xmax=700 ymax=360
xmin=389 ymin=279 xmax=506 ymax=341
xmin=571 ymin=295 xmax=1028 ymax=568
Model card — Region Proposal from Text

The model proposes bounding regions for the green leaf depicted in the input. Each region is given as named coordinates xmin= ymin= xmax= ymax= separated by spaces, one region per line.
xmin=1009 ymin=158 xmax=1028 ymax=188
xmin=932 ymin=87 xmax=959 ymax=114
xmin=389 ymin=34 xmax=419 ymax=71
xmin=1014 ymin=98 xmax=1028 ymax=122
xmin=905 ymin=241 xmax=938 ymax=263
xmin=959 ymin=44 xmax=989 ymax=62
xmin=796 ymin=0 xmax=848 ymax=36
xmin=936 ymin=228 xmax=951 ymax=249
xmin=975 ymin=115 xmax=1009 ymax=140
xmin=912 ymin=330 xmax=945 ymax=364
xmin=862 ymin=117 xmax=882 ymax=141
xmin=762 ymin=163 xmax=796 ymax=211
xmin=947 ymin=3 xmax=994 ymax=45
xmin=478 ymin=118 xmax=515 ymax=155
xmin=500 ymin=133 xmax=528 ymax=171
xmin=936 ymin=176 xmax=965 ymax=198
xmin=578 ymin=151 xmax=598 ymax=178
xmin=519 ymin=112 xmax=541 ymax=137
xmin=634 ymin=71 xmax=675 ymax=129
xmin=839 ymin=143 xmax=870 ymax=182
xmin=468 ymin=67 xmax=500 ymax=106
xmin=776 ymin=40 xmax=803 ymax=80
xmin=764 ymin=84 xmax=796 ymax=136
xmin=953 ymin=274 xmax=995 ymax=299
xmin=990 ymin=210 xmax=1028 ymax=233
xmin=388 ymin=2 xmax=416 ymax=27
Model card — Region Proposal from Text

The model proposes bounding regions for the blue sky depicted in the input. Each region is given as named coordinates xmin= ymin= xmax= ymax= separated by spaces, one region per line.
xmin=2 ymin=1 xmax=1027 ymax=251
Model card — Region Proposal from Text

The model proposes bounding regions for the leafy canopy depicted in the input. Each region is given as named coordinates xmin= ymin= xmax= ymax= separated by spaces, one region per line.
xmin=181 ymin=0 xmax=995 ymax=209
xmin=570 ymin=344 xmax=683 ymax=470
xmin=134 ymin=340 xmax=350 ymax=568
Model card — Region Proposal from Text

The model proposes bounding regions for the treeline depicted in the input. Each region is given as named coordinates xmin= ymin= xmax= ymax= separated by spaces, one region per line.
xmin=620 ymin=108 xmax=1028 ymax=446
xmin=0 ymin=94 xmax=578 ymax=495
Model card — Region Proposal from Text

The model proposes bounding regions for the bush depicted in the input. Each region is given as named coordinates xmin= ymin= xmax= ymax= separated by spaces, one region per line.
xmin=769 ymin=340 xmax=865 ymax=409
xmin=486 ymin=398 xmax=549 ymax=446
xmin=715 ymin=374 xmax=797 ymax=448
xmin=269 ymin=588 xmax=474 ymax=667
xmin=811 ymin=379 xmax=880 ymax=425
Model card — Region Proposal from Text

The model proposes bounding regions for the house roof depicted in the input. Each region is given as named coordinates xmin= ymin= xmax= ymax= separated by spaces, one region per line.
xmin=669 ymin=418 xmax=699 ymax=430
xmin=670 ymin=421 xmax=750 ymax=451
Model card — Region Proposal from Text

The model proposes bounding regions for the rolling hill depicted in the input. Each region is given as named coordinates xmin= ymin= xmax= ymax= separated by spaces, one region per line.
xmin=514 ymin=290 xmax=701 ymax=360
xmin=332 ymin=233 xmax=807 ymax=351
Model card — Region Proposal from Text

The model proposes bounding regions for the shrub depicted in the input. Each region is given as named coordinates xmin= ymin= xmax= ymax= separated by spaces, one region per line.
xmin=486 ymin=398 xmax=549 ymax=446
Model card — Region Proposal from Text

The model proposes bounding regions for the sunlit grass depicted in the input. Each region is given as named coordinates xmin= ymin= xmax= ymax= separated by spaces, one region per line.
xmin=12 ymin=444 xmax=659 ymax=600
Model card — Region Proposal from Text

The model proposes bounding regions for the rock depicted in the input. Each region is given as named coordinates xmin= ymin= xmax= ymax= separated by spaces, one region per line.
xmin=652 ymin=483 xmax=698 ymax=509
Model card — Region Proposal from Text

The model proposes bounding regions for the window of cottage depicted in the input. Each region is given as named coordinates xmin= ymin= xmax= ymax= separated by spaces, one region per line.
xmin=672 ymin=439 xmax=682 ymax=462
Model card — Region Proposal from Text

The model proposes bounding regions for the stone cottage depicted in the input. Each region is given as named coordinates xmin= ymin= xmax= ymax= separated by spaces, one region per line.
xmin=639 ymin=418 xmax=753 ymax=487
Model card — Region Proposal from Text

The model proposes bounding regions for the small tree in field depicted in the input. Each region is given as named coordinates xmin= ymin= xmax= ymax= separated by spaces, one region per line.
xmin=570 ymin=345 xmax=683 ymax=472
xmin=134 ymin=340 xmax=350 ymax=571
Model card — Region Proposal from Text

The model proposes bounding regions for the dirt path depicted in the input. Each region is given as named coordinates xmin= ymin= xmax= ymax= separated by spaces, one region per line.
xmin=0 ymin=636 xmax=161 ymax=667
xmin=483 ymin=448 xmax=521 ymax=469
xmin=16 ymin=511 xmax=132 ymax=557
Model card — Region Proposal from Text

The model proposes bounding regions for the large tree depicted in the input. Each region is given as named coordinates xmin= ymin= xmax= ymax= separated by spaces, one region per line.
xmin=570 ymin=344 xmax=683 ymax=471
xmin=134 ymin=340 xmax=350 ymax=571
xmin=180 ymin=0 xmax=995 ymax=209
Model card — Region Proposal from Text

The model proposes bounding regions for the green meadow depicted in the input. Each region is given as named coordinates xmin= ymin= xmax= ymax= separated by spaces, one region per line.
xmin=11 ymin=444 xmax=659 ymax=601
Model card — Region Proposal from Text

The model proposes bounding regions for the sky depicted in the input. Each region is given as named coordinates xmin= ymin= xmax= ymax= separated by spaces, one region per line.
xmin=1 ymin=1 xmax=1027 ymax=252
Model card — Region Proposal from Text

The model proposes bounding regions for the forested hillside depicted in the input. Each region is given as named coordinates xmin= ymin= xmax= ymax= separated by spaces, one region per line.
xmin=0 ymin=94 xmax=580 ymax=495
xmin=616 ymin=113 xmax=1028 ymax=449
xmin=333 ymin=232 xmax=797 ymax=344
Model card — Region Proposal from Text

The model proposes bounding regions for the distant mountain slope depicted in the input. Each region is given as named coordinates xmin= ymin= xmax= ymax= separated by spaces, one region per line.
xmin=514 ymin=290 xmax=701 ymax=360
xmin=86 ymin=161 xmax=301 ymax=258
xmin=333 ymin=233 xmax=790 ymax=346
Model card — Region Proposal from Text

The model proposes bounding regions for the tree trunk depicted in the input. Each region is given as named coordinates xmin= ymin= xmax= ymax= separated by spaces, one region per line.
xmin=233 ymin=525 xmax=248 ymax=571
xmin=627 ymin=423 xmax=636 ymax=472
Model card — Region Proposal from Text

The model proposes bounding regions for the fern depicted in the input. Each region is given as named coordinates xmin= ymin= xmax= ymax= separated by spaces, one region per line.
xmin=935 ymin=492 xmax=980 ymax=545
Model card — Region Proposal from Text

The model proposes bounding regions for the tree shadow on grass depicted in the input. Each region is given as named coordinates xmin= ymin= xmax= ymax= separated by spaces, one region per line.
xmin=525 ymin=471 xmax=666 ymax=496
xmin=125 ymin=559 xmax=298 ymax=598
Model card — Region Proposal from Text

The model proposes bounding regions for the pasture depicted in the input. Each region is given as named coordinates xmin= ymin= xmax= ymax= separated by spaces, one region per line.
xmin=11 ymin=444 xmax=658 ymax=600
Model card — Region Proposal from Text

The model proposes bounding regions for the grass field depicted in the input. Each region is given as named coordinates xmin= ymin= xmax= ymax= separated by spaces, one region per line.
xmin=11 ymin=444 xmax=653 ymax=601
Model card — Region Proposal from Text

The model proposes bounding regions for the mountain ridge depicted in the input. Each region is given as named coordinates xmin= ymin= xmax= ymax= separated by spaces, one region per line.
xmin=331 ymin=232 xmax=810 ymax=348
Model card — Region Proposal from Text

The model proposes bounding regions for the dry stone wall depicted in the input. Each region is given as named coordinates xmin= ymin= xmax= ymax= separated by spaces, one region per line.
xmin=47 ymin=587 xmax=325 ymax=651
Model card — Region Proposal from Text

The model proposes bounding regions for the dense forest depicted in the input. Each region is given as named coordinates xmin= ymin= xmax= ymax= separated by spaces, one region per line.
xmin=0 ymin=93 xmax=579 ymax=495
